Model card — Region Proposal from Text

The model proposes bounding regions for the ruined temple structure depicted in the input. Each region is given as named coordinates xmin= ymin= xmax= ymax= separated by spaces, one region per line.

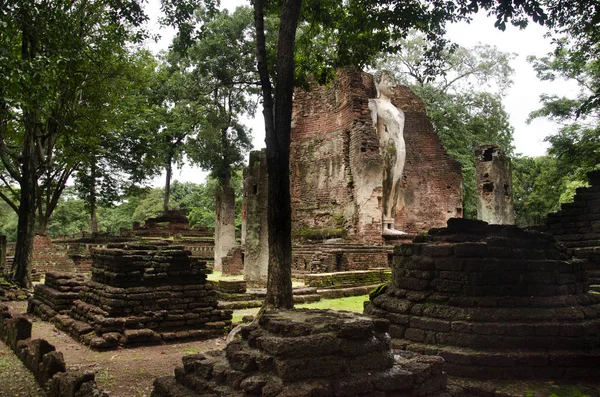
xmin=290 ymin=67 xmax=462 ymax=243
xmin=365 ymin=218 xmax=600 ymax=380
xmin=152 ymin=309 xmax=449 ymax=397
xmin=51 ymin=241 xmax=231 ymax=349
xmin=242 ymin=69 xmax=463 ymax=286
xmin=133 ymin=210 xmax=212 ymax=238
xmin=133 ymin=210 xmax=216 ymax=269
xmin=476 ymin=145 xmax=515 ymax=225
xmin=543 ymin=170 xmax=600 ymax=289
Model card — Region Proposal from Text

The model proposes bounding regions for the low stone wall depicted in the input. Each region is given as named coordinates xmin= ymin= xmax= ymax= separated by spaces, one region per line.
xmin=152 ymin=309 xmax=448 ymax=396
xmin=292 ymin=243 xmax=391 ymax=273
xmin=304 ymin=268 xmax=391 ymax=288
xmin=0 ymin=305 xmax=106 ymax=397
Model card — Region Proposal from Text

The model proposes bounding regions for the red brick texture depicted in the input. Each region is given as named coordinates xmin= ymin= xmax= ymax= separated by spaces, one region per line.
xmin=290 ymin=68 xmax=462 ymax=244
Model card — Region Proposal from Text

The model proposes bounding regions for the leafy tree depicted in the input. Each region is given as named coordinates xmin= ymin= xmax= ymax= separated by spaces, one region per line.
xmin=45 ymin=190 xmax=89 ymax=238
xmin=0 ymin=0 xmax=148 ymax=287
xmin=251 ymin=0 xmax=546 ymax=308
xmin=183 ymin=6 xmax=257 ymax=188
xmin=73 ymin=49 xmax=163 ymax=233
xmin=377 ymin=34 xmax=516 ymax=218
xmin=512 ymin=155 xmax=565 ymax=226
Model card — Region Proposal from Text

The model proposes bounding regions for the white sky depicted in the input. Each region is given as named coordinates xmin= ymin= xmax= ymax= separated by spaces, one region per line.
xmin=144 ymin=1 xmax=577 ymax=187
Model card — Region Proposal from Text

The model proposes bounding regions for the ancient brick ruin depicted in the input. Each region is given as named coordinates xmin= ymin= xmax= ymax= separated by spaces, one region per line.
xmin=152 ymin=309 xmax=448 ymax=397
xmin=543 ymin=170 xmax=600 ymax=289
xmin=365 ymin=218 xmax=600 ymax=380
xmin=221 ymin=246 xmax=244 ymax=276
xmin=476 ymin=145 xmax=515 ymax=224
xmin=48 ymin=241 xmax=231 ymax=349
xmin=292 ymin=242 xmax=390 ymax=273
xmin=290 ymin=68 xmax=462 ymax=244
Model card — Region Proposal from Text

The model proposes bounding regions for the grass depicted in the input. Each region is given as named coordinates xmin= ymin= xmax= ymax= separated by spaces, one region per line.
xmin=230 ymin=295 xmax=370 ymax=323
xmin=181 ymin=347 xmax=199 ymax=355
xmin=296 ymin=295 xmax=369 ymax=312
xmin=206 ymin=271 xmax=243 ymax=282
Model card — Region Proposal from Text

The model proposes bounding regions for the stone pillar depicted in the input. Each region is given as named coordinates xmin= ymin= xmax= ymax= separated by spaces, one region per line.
xmin=214 ymin=185 xmax=236 ymax=271
xmin=476 ymin=145 xmax=515 ymax=224
xmin=243 ymin=149 xmax=269 ymax=287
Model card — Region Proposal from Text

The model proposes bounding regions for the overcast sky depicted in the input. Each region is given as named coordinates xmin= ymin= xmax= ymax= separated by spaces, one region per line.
xmin=145 ymin=1 xmax=576 ymax=186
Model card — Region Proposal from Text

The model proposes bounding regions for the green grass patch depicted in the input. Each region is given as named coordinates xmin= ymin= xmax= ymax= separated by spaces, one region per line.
xmin=206 ymin=271 xmax=243 ymax=282
xmin=296 ymin=295 xmax=368 ymax=312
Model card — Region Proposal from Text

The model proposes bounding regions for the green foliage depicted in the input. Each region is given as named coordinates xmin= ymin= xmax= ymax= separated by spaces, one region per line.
xmin=0 ymin=199 xmax=18 ymax=241
xmin=167 ymin=7 xmax=257 ymax=186
xmin=525 ymin=40 xmax=600 ymax=219
xmin=512 ymin=156 xmax=568 ymax=227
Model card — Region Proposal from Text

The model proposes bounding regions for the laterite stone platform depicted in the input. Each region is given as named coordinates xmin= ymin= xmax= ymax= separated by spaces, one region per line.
xmin=152 ymin=309 xmax=449 ymax=397
xmin=365 ymin=218 xmax=600 ymax=380
xmin=56 ymin=241 xmax=231 ymax=349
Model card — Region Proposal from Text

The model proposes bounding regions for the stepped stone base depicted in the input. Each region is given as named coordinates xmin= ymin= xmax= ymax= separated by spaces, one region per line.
xmin=28 ymin=271 xmax=86 ymax=320
xmin=366 ymin=218 xmax=600 ymax=380
xmin=152 ymin=309 xmax=449 ymax=397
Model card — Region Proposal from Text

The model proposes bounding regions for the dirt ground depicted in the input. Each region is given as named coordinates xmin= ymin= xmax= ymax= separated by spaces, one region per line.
xmin=4 ymin=301 xmax=226 ymax=397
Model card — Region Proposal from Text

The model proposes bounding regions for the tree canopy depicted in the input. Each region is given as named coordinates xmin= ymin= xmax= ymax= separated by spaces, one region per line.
xmin=378 ymin=34 xmax=516 ymax=218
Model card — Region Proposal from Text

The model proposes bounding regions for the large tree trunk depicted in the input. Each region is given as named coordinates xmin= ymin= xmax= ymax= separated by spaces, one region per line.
xmin=164 ymin=154 xmax=172 ymax=214
xmin=12 ymin=118 xmax=37 ymax=289
xmin=253 ymin=0 xmax=302 ymax=309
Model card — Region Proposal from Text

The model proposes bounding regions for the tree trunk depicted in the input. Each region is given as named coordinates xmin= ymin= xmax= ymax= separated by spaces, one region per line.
xmin=12 ymin=116 xmax=37 ymax=289
xmin=164 ymin=154 xmax=172 ymax=214
xmin=90 ymin=160 xmax=98 ymax=233
xmin=253 ymin=0 xmax=302 ymax=309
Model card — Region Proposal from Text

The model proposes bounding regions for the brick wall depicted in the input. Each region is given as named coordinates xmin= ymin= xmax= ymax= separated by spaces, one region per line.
xmin=290 ymin=68 xmax=462 ymax=244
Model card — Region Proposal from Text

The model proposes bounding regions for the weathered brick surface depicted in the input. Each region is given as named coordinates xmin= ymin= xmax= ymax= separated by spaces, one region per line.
xmin=292 ymin=243 xmax=391 ymax=273
xmin=476 ymin=145 xmax=515 ymax=224
xmin=0 ymin=307 xmax=107 ymax=396
xmin=366 ymin=218 xmax=600 ymax=380
xmin=290 ymin=68 xmax=462 ymax=244
xmin=304 ymin=268 xmax=391 ymax=288
xmin=221 ymin=246 xmax=244 ymax=276
xmin=152 ymin=309 xmax=448 ymax=397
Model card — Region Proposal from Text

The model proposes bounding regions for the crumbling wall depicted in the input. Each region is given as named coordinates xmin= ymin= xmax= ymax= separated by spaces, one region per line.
xmin=31 ymin=234 xmax=75 ymax=275
xmin=0 ymin=305 xmax=107 ymax=397
xmin=290 ymin=68 xmax=463 ymax=243
xmin=476 ymin=145 xmax=515 ymax=224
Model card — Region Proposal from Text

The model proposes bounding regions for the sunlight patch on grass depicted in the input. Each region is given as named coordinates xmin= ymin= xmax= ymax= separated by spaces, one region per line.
xmin=296 ymin=295 xmax=369 ymax=312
